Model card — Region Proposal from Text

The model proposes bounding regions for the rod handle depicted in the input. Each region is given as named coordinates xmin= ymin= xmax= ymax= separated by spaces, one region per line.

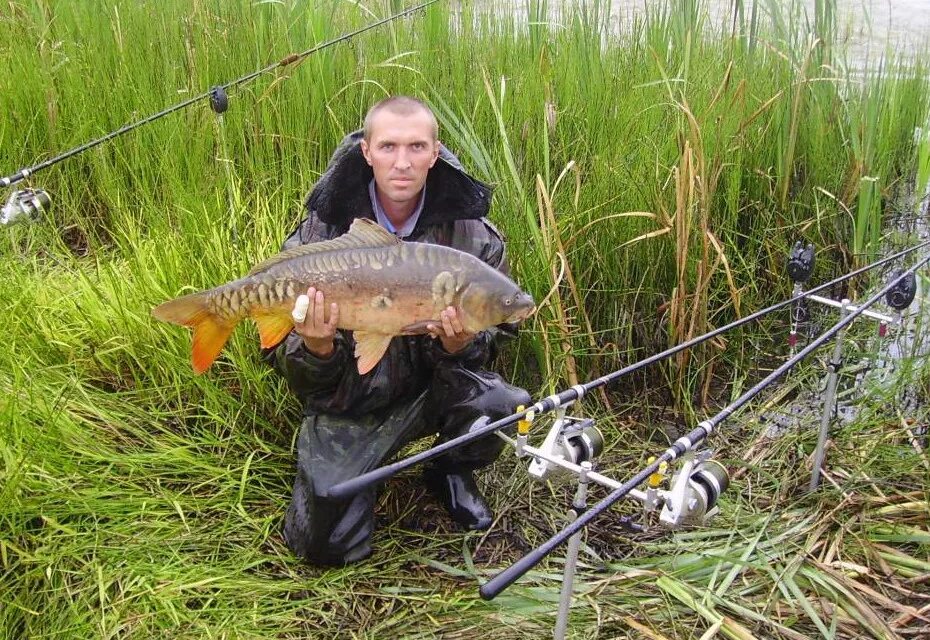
xmin=326 ymin=465 xmax=396 ymax=499
xmin=327 ymin=412 xmax=524 ymax=500
xmin=479 ymin=536 xmax=560 ymax=600
xmin=479 ymin=460 xmax=663 ymax=600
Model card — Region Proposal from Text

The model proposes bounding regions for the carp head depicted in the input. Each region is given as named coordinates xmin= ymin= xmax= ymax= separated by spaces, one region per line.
xmin=457 ymin=276 xmax=535 ymax=333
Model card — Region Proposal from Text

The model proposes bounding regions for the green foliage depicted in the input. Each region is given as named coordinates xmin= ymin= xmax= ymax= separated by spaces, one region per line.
xmin=1 ymin=1 xmax=929 ymax=637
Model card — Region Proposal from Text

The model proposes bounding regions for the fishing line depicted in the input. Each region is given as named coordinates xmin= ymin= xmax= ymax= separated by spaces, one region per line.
xmin=478 ymin=252 xmax=930 ymax=600
xmin=327 ymin=238 xmax=930 ymax=500
xmin=0 ymin=0 xmax=439 ymax=188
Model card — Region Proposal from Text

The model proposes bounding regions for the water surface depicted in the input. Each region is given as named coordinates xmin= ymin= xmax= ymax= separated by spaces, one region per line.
xmin=506 ymin=1 xmax=930 ymax=66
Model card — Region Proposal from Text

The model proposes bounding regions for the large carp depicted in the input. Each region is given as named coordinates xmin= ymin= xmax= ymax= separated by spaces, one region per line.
xmin=152 ymin=218 xmax=535 ymax=374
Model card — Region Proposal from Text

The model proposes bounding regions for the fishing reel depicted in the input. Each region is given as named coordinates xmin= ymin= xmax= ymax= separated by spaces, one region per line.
xmin=1 ymin=188 xmax=50 ymax=225
xmin=640 ymin=451 xmax=730 ymax=528
xmin=527 ymin=414 xmax=604 ymax=481
xmin=520 ymin=412 xmax=728 ymax=527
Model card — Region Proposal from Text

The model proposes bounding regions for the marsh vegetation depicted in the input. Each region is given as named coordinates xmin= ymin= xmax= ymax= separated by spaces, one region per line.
xmin=2 ymin=1 xmax=929 ymax=637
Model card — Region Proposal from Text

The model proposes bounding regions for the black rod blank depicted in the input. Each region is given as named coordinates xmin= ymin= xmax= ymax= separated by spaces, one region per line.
xmin=477 ymin=253 xmax=930 ymax=600
xmin=327 ymin=239 xmax=930 ymax=500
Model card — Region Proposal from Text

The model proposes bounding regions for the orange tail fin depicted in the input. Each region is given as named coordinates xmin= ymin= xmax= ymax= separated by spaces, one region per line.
xmin=152 ymin=293 xmax=237 ymax=374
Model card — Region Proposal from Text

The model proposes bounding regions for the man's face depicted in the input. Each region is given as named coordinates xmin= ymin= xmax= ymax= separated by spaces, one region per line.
xmin=361 ymin=109 xmax=440 ymax=208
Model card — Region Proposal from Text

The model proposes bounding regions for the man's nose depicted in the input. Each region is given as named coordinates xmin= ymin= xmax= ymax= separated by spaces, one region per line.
xmin=394 ymin=149 xmax=411 ymax=170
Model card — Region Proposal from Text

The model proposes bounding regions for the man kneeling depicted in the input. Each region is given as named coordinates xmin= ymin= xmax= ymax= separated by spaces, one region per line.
xmin=264 ymin=96 xmax=531 ymax=566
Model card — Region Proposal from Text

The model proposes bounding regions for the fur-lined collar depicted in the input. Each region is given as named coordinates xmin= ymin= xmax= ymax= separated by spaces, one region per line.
xmin=305 ymin=130 xmax=493 ymax=230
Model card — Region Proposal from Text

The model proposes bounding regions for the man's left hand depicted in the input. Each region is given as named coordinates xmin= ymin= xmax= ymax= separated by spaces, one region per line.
xmin=427 ymin=306 xmax=475 ymax=354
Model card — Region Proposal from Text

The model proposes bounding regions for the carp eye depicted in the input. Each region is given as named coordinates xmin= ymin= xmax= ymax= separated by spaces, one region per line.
xmin=503 ymin=297 xmax=513 ymax=306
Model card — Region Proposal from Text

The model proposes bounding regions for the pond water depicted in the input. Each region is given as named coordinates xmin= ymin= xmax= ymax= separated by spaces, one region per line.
xmin=506 ymin=1 xmax=930 ymax=66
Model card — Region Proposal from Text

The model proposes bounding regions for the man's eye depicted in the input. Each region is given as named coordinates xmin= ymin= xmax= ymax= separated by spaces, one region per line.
xmin=380 ymin=143 xmax=394 ymax=151
xmin=412 ymin=143 xmax=425 ymax=150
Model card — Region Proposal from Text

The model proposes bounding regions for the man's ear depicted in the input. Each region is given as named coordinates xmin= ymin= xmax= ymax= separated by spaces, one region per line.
xmin=429 ymin=140 xmax=440 ymax=168
xmin=360 ymin=139 xmax=372 ymax=166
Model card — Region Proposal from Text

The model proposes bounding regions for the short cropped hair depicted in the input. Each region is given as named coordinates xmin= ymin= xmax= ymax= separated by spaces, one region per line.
xmin=363 ymin=96 xmax=438 ymax=141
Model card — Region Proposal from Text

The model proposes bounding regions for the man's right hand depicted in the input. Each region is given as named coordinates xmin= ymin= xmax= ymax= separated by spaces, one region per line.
xmin=293 ymin=287 xmax=340 ymax=358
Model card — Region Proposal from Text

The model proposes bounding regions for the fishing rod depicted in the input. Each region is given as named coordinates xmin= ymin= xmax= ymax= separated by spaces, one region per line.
xmin=0 ymin=0 xmax=439 ymax=224
xmin=485 ymin=250 xmax=919 ymax=637
xmin=327 ymin=238 xmax=930 ymax=500
xmin=478 ymin=252 xmax=930 ymax=601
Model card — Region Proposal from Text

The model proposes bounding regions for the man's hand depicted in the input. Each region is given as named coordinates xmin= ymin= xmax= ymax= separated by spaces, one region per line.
xmin=293 ymin=287 xmax=339 ymax=358
xmin=427 ymin=306 xmax=475 ymax=354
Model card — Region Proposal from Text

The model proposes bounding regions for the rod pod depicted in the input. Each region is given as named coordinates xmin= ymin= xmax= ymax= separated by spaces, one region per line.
xmin=806 ymin=268 xmax=920 ymax=489
xmin=478 ymin=255 xmax=930 ymax=600
xmin=809 ymin=300 xmax=849 ymax=491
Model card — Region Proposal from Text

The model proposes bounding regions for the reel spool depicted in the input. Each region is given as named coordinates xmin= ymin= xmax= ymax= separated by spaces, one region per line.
xmin=560 ymin=419 xmax=604 ymax=466
xmin=527 ymin=416 xmax=604 ymax=481
xmin=686 ymin=460 xmax=729 ymax=520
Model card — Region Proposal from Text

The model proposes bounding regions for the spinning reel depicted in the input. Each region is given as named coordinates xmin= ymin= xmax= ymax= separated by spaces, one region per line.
xmin=527 ymin=415 xmax=604 ymax=480
xmin=651 ymin=452 xmax=729 ymax=528
xmin=1 ymin=188 xmax=50 ymax=226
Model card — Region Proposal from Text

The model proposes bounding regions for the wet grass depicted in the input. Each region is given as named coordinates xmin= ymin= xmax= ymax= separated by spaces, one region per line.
xmin=2 ymin=0 xmax=930 ymax=637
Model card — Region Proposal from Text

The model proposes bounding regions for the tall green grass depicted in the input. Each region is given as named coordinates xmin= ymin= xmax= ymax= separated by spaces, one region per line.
xmin=2 ymin=0 xmax=928 ymax=391
xmin=2 ymin=0 xmax=930 ymax=637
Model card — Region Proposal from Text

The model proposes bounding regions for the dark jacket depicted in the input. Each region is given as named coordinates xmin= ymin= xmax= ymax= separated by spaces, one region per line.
xmin=265 ymin=131 xmax=515 ymax=417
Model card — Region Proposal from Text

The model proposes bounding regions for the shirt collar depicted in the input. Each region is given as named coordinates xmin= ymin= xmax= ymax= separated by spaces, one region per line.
xmin=368 ymin=179 xmax=426 ymax=238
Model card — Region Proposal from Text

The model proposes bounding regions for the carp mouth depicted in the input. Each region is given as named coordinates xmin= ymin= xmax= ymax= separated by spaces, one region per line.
xmin=507 ymin=305 xmax=535 ymax=323
xmin=505 ymin=292 xmax=536 ymax=323
xmin=506 ymin=307 xmax=536 ymax=324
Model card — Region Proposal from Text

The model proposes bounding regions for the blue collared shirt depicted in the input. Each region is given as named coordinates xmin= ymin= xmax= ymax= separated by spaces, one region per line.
xmin=368 ymin=179 xmax=426 ymax=238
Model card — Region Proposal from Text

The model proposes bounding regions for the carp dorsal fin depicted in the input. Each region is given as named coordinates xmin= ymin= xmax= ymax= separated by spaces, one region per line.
xmin=248 ymin=218 xmax=401 ymax=276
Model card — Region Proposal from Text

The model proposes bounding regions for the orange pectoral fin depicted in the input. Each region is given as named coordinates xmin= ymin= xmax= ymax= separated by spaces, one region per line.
xmin=399 ymin=320 xmax=439 ymax=335
xmin=353 ymin=331 xmax=393 ymax=375
xmin=253 ymin=313 xmax=294 ymax=349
